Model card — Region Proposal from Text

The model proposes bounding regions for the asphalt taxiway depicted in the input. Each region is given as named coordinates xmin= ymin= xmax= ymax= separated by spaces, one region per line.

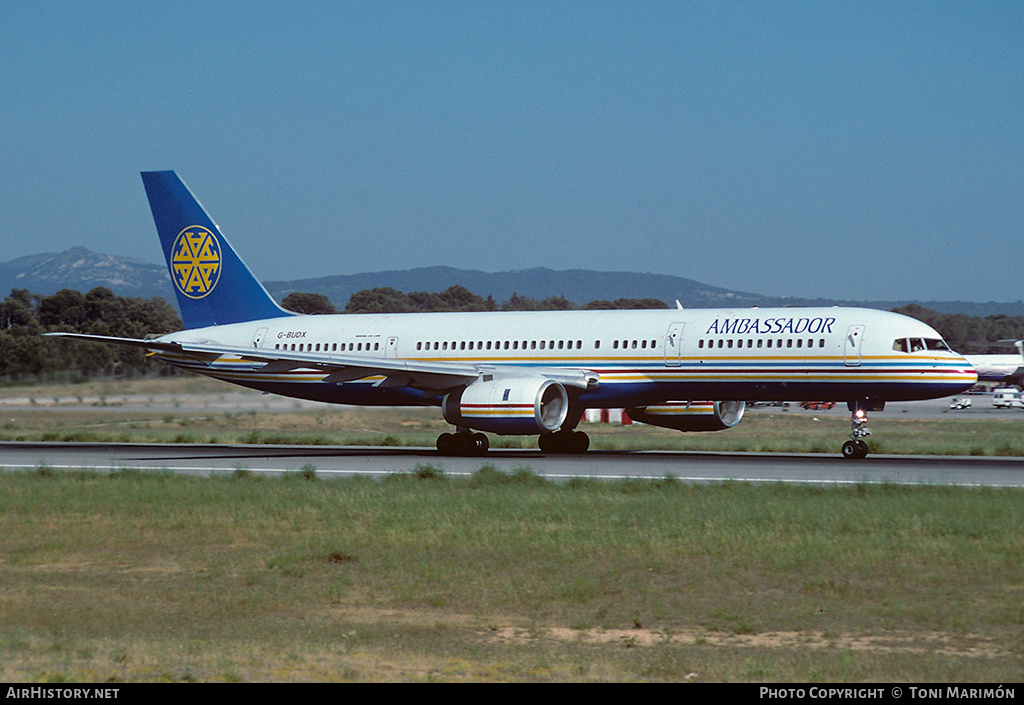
xmin=2 ymin=442 xmax=1023 ymax=488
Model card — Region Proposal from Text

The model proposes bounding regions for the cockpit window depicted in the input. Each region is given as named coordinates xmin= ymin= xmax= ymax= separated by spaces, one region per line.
xmin=893 ymin=337 xmax=952 ymax=353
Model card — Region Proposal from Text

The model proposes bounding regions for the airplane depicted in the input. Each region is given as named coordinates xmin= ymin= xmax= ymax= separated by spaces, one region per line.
xmin=47 ymin=171 xmax=978 ymax=460
xmin=964 ymin=343 xmax=1024 ymax=385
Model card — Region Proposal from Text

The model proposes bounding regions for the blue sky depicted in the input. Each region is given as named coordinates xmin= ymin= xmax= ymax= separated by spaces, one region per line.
xmin=3 ymin=1 xmax=1022 ymax=302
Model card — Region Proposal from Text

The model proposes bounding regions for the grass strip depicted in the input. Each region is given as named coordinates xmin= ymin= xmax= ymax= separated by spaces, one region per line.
xmin=1 ymin=467 xmax=1021 ymax=682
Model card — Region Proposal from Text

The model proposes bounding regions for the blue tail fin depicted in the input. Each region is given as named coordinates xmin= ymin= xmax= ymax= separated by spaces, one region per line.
xmin=141 ymin=171 xmax=295 ymax=329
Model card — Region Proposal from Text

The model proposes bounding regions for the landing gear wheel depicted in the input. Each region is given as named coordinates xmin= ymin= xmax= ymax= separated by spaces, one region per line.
xmin=538 ymin=433 xmax=556 ymax=453
xmin=568 ymin=431 xmax=590 ymax=453
xmin=436 ymin=432 xmax=454 ymax=455
xmin=842 ymin=440 xmax=869 ymax=460
xmin=472 ymin=432 xmax=489 ymax=454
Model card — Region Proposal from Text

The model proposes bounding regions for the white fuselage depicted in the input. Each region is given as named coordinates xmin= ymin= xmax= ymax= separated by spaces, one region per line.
xmin=155 ymin=305 xmax=977 ymax=408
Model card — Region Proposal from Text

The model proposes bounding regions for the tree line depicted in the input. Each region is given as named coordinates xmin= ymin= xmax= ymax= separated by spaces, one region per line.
xmin=1 ymin=287 xmax=182 ymax=382
xmin=890 ymin=304 xmax=1024 ymax=356
xmin=282 ymin=285 xmax=669 ymax=315
xmin=4 ymin=286 xmax=1021 ymax=383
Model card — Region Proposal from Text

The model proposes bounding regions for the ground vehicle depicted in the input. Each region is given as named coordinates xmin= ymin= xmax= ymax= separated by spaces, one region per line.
xmin=992 ymin=388 xmax=1024 ymax=408
xmin=949 ymin=397 xmax=971 ymax=410
xmin=800 ymin=401 xmax=835 ymax=410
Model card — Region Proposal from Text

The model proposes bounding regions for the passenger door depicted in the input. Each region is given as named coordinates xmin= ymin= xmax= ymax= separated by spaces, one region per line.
xmin=844 ymin=325 xmax=865 ymax=367
xmin=250 ymin=327 xmax=269 ymax=369
xmin=665 ymin=323 xmax=685 ymax=367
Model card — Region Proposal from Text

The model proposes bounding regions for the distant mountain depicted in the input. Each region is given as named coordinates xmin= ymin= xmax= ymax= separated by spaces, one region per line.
xmin=3 ymin=247 xmax=1023 ymax=316
xmin=263 ymin=267 xmax=1024 ymax=316
xmin=262 ymin=266 xmax=815 ymax=310
xmin=0 ymin=247 xmax=174 ymax=300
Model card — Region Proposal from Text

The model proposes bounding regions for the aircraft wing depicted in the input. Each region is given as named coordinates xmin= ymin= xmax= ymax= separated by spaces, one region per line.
xmin=45 ymin=332 xmax=599 ymax=395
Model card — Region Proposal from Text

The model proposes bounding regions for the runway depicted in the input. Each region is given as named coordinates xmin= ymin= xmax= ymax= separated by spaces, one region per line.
xmin=3 ymin=441 xmax=1023 ymax=488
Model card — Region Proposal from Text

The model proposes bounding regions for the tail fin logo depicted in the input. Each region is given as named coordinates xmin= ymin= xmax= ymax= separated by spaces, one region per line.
xmin=171 ymin=226 xmax=222 ymax=299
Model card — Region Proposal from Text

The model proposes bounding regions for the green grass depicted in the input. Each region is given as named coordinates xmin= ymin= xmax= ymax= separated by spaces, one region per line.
xmin=1 ymin=468 xmax=1021 ymax=682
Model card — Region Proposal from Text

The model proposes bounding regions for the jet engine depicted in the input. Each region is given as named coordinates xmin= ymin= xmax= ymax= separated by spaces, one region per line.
xmin=443 ymin=377 xmax=569 ymax=435
xmin=625 ymin=400 xmax=745 ymax=432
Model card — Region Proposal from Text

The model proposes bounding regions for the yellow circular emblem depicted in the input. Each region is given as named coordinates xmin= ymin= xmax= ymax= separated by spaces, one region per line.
xmin=171 ymin=226 xmax=222 ymax=299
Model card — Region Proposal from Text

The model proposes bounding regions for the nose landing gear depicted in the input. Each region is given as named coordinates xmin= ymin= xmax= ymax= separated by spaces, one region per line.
xmin=842 ymin=400 xmax=879 ymax=459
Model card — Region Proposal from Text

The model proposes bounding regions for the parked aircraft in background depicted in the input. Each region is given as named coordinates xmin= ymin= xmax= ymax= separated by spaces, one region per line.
xmin=964 ymin=343 xmax=1024 ymax=385
xmin=48 ymin=172 xmax=977 ymax=459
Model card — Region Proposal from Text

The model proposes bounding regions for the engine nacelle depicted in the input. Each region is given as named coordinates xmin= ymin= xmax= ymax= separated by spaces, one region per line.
xmin=443 ymin=377 xmax=569 ymax=435
xmin=626 ymin=400 xmax=745 ymax=432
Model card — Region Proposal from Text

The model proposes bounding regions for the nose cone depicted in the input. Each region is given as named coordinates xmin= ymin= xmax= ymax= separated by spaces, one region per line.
xmin=957 ymin=355 xmax=979 ymax=390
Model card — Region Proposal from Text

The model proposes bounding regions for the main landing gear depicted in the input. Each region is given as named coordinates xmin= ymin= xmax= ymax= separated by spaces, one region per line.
xmin=841 ymin=401 xmax=876 ymax=460
xmin=435 ymin=429 xmax=592 ymax=456
xmin=436 ymin=431 xmax=489 ymax=456
xmin=538 ymin=430 xmax=590 ymax=454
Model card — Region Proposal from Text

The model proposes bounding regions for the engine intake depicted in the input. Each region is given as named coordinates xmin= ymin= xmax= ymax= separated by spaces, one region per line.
xmin=443 ymin=377 xmax=569 ymax=435
xmin=626 ymin=400 xmax=745 ymax=432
